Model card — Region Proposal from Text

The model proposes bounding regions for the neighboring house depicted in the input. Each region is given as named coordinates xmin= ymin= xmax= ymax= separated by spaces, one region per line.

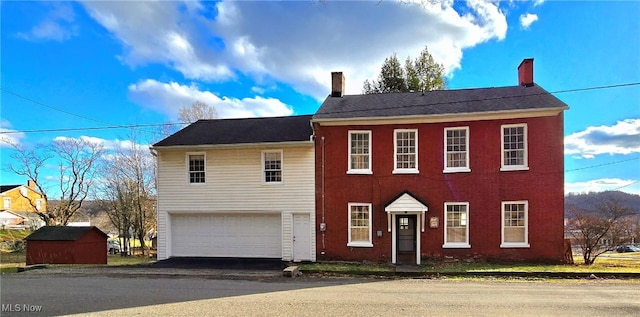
xmin=0 ymin=210 xmax=26 ymax=227
xmin=25 ymin=226 xmax=108 ymax=265
xmin=0 ymin=181 xmax=46 ymax=230
xmin=152 ymin=115 xmax=316 ymax=262
xmin=311 ymin=59 xmax=569 ymax=264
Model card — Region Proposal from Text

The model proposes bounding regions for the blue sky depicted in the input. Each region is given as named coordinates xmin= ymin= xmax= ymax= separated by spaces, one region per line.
xmin=1 ymin=1 xmax=639 ymax=196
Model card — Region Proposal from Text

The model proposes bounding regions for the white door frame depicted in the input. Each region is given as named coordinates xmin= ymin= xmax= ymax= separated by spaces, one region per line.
xmin=390 ymin=212 xmax=423 ymax=265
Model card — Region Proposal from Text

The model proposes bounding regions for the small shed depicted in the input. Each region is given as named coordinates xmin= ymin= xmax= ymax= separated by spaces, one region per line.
xmin=25 ymin=226 xmax=108 ymax=265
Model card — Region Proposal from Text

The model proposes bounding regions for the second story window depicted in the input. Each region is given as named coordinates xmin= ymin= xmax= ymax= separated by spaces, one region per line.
xmin=188 ymin=154 xmax=206 ymax=184
xmin=3 ymin=198 xmax=11 ymax=209
xmin=36 ymin=199 xmax=43 ymax=211
xmin=444 ymin=127 xmax=470 ymax=173
xmin=263 ymin=150 xmax=283 ymax=183
xmin=348 ymin=131 xmax=372 ymax=174
xmin=394 ymin=129 xmax=418 ymax=173
xmin=501 ymin=124 xmax=528 ymax=171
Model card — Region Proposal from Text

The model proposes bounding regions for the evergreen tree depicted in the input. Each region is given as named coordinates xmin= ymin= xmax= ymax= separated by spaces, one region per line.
xmin=363 ymin=46 xmax=446 ymax=94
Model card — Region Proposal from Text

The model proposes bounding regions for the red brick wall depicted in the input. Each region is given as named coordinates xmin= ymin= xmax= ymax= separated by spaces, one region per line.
xmin=314 ymin=113 xmax=565 ymax=263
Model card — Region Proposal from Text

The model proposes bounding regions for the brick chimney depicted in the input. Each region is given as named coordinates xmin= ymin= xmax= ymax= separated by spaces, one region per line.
xmin=518 ymin=58 xmax=534 ymax=87
xmin=331 ymin=72 xmax=345 ymax=97
xmin=27 ymin=180 xmax=36 ymax=189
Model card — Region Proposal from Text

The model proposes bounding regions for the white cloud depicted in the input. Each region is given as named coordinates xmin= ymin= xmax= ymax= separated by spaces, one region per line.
xmin=53 ymin=136 xmax=148 ymax=151
xmin=533 ymin=0 xmax=545 ymax=7
xmin=565 ymin=119 xmax=640 ymax=158
xmin=128 ymin=79 xmax=293 ymax=119
xmin=566 ymin=178 xmax=640 ymax=196
xmin=519 ymin=13 xmax=538 ymax=29
xmin=0 ymin=120 xmax=25 ymax=148
xmin=17 ymin=3 xmax=78 ymax=42
xmin=81 ymin=1 xmax=509 ymax=100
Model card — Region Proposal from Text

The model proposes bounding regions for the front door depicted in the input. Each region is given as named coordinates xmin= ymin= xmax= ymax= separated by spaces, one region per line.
xmin=397 ymin=215 xmax=416 ymax=265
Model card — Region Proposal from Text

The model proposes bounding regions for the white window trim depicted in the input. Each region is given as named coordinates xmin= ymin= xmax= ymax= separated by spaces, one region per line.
xmin=36 ymin=199 xmax=43 ymax=211
xmin=262 ymin=150 xmax=283 ymax=185
xmin=500 ymin=124 xmax=529 ymax=171
xmin=3 ymin=197 xmax=11 ymax=209
xmin=443 ymin=202 xmax=471 ymax=248
xmin=393 ymin=129 xmax=419 ymax=174
xmin=186 ymin=152 xmax=206 ymax=185
xmin=347 ymin=203 xmax=373 ymax=247
xmin=443 ymin=126 xmax=471 ymax=173
xmin=347 ymin=130 xmax=373 ymax=175
xmin=501 ymin=200 xmax=530 ymax=248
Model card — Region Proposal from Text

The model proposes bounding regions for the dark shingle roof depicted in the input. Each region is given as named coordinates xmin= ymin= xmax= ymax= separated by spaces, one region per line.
xmin=1 ymin=185 xmax=21 ymax=193
xmin=313 ymin=85 xmax=568 ymax=120
xmin=153 ymin=115 xmax=314 ymax=147
xmin=25 ymin=226 xmax=107 ymax=241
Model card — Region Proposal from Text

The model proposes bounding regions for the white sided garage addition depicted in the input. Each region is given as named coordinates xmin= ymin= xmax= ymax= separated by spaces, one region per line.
xmin=164 ymin=212 xmax=314 ymax=262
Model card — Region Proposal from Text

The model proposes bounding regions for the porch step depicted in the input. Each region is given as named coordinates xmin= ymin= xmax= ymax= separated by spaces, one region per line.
xmin=283 ymin=266 xmax=300 ymax=277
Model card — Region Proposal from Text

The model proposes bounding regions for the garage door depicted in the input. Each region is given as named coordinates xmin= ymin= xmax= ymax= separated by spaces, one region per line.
xmin=171 ymin=214 xmax=282 ymax=258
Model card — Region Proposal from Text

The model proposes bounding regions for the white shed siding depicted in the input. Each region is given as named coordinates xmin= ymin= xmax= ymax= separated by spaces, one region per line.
xmin=156 ymin=144 xmax=315 ymax=260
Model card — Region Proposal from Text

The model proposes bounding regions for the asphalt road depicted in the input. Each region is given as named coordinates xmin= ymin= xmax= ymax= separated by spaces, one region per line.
xmin=1 ymin=274 xmax=639 ymax=316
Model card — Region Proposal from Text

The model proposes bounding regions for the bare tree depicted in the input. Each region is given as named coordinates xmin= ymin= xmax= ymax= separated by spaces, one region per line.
xmin=567 ymin=194 xmax=637 ymax=265
xmin=95 ymin=133 xmax=156 ymax=256
xmin=178 ymin=101 xmax=218 ymax=124
xmin=5 ymin=138 xmax=104 ymax=225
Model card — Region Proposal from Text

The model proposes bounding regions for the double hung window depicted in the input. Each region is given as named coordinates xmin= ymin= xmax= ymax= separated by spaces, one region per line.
xmin=501 ymin=201 xmax=529 ymax=247
xmin=501 ymin=124 xmax=528 ymax=171
xmin=188 ymin=154 xmax=206 ymax=184
xmin=394 ymin=129 xmax=418 ymax=173
xmin=348 ymin=203 xmax=373 ymax=247
xmin=444 ymin=127 xmax=470 ymax=173
xmin=263 ymin=150 xmax=283 ymax=183
xmin=348 ymin=131 xmax=372 ymax=174
xmin=443 ymin=202 xmax=470 ymax=248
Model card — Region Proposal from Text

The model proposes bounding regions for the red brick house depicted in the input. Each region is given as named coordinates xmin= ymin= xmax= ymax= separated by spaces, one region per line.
xmin=311 ymin=59 xmax=569 ymax=264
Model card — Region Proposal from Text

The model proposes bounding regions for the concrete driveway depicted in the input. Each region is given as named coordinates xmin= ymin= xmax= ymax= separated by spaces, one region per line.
xmin=147 ymin=257 xmax=287 ymax=270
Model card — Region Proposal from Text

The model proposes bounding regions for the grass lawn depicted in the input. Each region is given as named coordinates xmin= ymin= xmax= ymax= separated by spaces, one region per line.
xmin=0 ymin=251 xmax=154 ymax=273
xmin=0 ymin=229 xmax=32 ymax=241
xmin=300 ymin=252 xmax=640 ymax=274
xmin=107 ymin=254 xmax=155 ymax=266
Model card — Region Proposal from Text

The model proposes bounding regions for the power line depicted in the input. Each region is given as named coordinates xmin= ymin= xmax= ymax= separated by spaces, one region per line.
xmin=2 ymin=82 xmax=639 ymax=134
xmin=553 ymin=82 xmax=640 ymax=94
xmin=0 ymin=87 xmax=167 ymax=135
xmin=1 ymin=87 xmax=123 ymax=127
xmin=0 ymin=123 xmax=185 ymax=134
xmin=612 ymin=180 xmax=640 ymax=191
xmin=565 ymin=157 xmax=640 ymax=172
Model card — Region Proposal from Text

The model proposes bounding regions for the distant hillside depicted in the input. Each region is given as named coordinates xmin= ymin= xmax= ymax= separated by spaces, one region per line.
xmin=47 ymin=200 xmax=116 ymax=234
xmin=565 ymin=191 xmax=640 ymax=218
